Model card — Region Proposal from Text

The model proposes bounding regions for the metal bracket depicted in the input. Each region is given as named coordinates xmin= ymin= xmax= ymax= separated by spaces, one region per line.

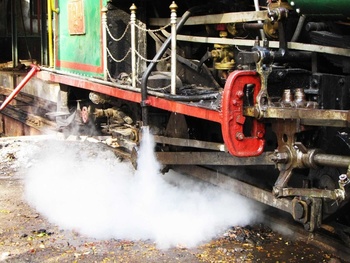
xmin=221 ymin=70 xmax=265 ymax=157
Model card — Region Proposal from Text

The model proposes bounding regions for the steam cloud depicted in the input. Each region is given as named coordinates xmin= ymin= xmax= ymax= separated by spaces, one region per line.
xmin=22 ymin=132 xmax=260 ymax=248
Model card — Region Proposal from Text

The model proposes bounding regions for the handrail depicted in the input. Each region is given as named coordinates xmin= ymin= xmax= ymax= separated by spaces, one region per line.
xmin=47 ymin=0 xmax=59 ymax=68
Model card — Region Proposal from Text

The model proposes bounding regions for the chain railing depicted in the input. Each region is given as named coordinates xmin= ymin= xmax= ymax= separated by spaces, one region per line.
xmin=101 ymin=3 xmax=178 ymax=90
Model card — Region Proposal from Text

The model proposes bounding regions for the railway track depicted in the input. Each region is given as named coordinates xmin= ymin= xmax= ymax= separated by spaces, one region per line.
xmin=169 ymin=165 xmax=350 ymax=262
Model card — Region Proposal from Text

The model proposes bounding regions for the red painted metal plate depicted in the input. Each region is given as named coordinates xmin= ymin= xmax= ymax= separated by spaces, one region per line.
xmin=36 ymin=71 xmax=222 ymax=123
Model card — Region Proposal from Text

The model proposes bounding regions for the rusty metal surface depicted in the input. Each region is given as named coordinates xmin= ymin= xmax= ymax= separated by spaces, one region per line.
xmin=244 ymin=106 xmax=350 ymax=127
xmin=156 ymin=151 xmax=274 ymax=166
xmin=153 ymin=135 xmax=226 ymax=151
xmin=280 ymin=187 xmax=341 ymax=200
xmin=0 ymin=86 xmax=57 ymax=112
xmin=0 ymin=104 xmax=56 ymax=136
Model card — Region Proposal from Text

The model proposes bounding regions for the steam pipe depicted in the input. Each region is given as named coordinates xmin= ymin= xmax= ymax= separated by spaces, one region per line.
xmin=0 ymin=65 xmax=40 ymax=111
xmin=140 ymin=5 xmax=206 ymax=126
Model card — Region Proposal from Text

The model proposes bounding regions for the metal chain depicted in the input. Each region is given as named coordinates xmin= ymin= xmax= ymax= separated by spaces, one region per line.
xmin=107 ymin=47 xmax=131 ymax=63
xmin=134 ymin=49 xmax=171 ymax=63
xmin=105 ymin=21 xmax=170 ymax=43
xmin=134 ymin=22 xmax=171 ymax=33
xmin=105 ymin=19 xmax=172 ymax=63
xmin=148 ymin=84 xmax=171 ymax=91
xmin=106 ymin=69 xmax=119 ymax=84
xmin=105 ymin=22 xmax=130 ymax=42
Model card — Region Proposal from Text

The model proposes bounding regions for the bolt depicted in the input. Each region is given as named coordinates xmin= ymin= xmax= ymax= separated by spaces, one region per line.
xmin=236 ymin=132 xmax=244 ymax=141
xmin=272 ymin=187 xmax=280 ymax=197
xmin=277 ymin=71 xmax=285 ymax=79
xmin=256 ymin=131 xmax=264 ymax=139
xmin=304 ymin=223 xmax=310 ymax=231
xmin=236 ymin=90 xmax=244 ymax=99
xmin=339 ymin=174 xmax=349 ymax=186
xmin=311 ymin=79 xmax=319 ymax=88
xmin=254 ymin=107 xmax=261 ymax=118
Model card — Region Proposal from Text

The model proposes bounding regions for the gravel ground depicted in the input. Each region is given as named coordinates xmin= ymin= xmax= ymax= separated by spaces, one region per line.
xmin=0 ymin=137 xmax=346 ymax=262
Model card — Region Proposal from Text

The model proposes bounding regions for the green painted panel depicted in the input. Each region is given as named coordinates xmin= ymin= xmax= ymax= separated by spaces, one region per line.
xmin=288 ymin=0 xmax=350 ymax=16
xmin=56 ymin=0 xmax=107 ymax=77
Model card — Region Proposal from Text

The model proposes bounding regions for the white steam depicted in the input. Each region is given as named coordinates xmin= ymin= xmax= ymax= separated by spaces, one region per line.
xmin=23 ymin=131 xmax=260 ymax=248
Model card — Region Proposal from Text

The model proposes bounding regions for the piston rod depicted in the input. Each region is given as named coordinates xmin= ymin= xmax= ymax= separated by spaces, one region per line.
xmin=313 ymin=154 xmax=350 ymax=169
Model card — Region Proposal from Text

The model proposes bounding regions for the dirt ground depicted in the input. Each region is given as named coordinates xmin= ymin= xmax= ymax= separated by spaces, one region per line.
xmin=0 ymin=138 xmax=347 ymax=262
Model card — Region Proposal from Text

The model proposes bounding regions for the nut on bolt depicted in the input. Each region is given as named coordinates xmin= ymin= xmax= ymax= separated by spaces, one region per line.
xmin=235 ymin=132 xmax=244 ymax=141
xmin=270 ymin=150 xmax=289 ymax=163
xmin=339 ymin=174 xmax=350 ymax=186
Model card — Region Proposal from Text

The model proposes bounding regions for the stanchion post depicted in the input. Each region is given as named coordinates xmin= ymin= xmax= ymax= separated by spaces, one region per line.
xmin=130 ymin=3 xmax=137 ymax=89
xmin=101 ymin=7 xmax=108 ymax=81
xmin=170 ymin=2 xmax=178 ymax=95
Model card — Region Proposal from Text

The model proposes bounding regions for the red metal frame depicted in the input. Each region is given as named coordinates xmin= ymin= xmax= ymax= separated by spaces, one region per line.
xmin=36 ymin=71 xmax=221 ymax=123
xmin=221 ymin=70 xmax=265 ymax=157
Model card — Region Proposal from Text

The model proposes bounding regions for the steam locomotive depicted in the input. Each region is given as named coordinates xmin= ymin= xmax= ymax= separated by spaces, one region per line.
xmin=5 ymin=0 xmax=350 ymax=232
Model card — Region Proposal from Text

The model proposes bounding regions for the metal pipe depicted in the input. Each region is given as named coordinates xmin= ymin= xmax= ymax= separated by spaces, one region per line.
xmin=140 ymin=5 xmax=206 ymax=126
xmin=170 ymin=2 xmax=178 ymax=95
xmin=253 ymin=0 xmax=265 ymax=40
xmin=305 ymin=22 xmax=328 ymax=32
xmin=0 ymin=65 xmax=40 ymax=111
xmin=41 ymin=0 xmax=48 ymax=65
xmin=47 ymin=0 xmax=59 ymax=68
xmin=314 ymin=154 xmax=350 ymax=169
xmin=47 ymin=0 xmax=53 ymax=67
xmin=291 ymin=15 xmax=306 ymax=42
xmin=236 ymin=23 xmax=264 ymax=31
xmin=130 ymin=4 xmax=137 ymax=88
